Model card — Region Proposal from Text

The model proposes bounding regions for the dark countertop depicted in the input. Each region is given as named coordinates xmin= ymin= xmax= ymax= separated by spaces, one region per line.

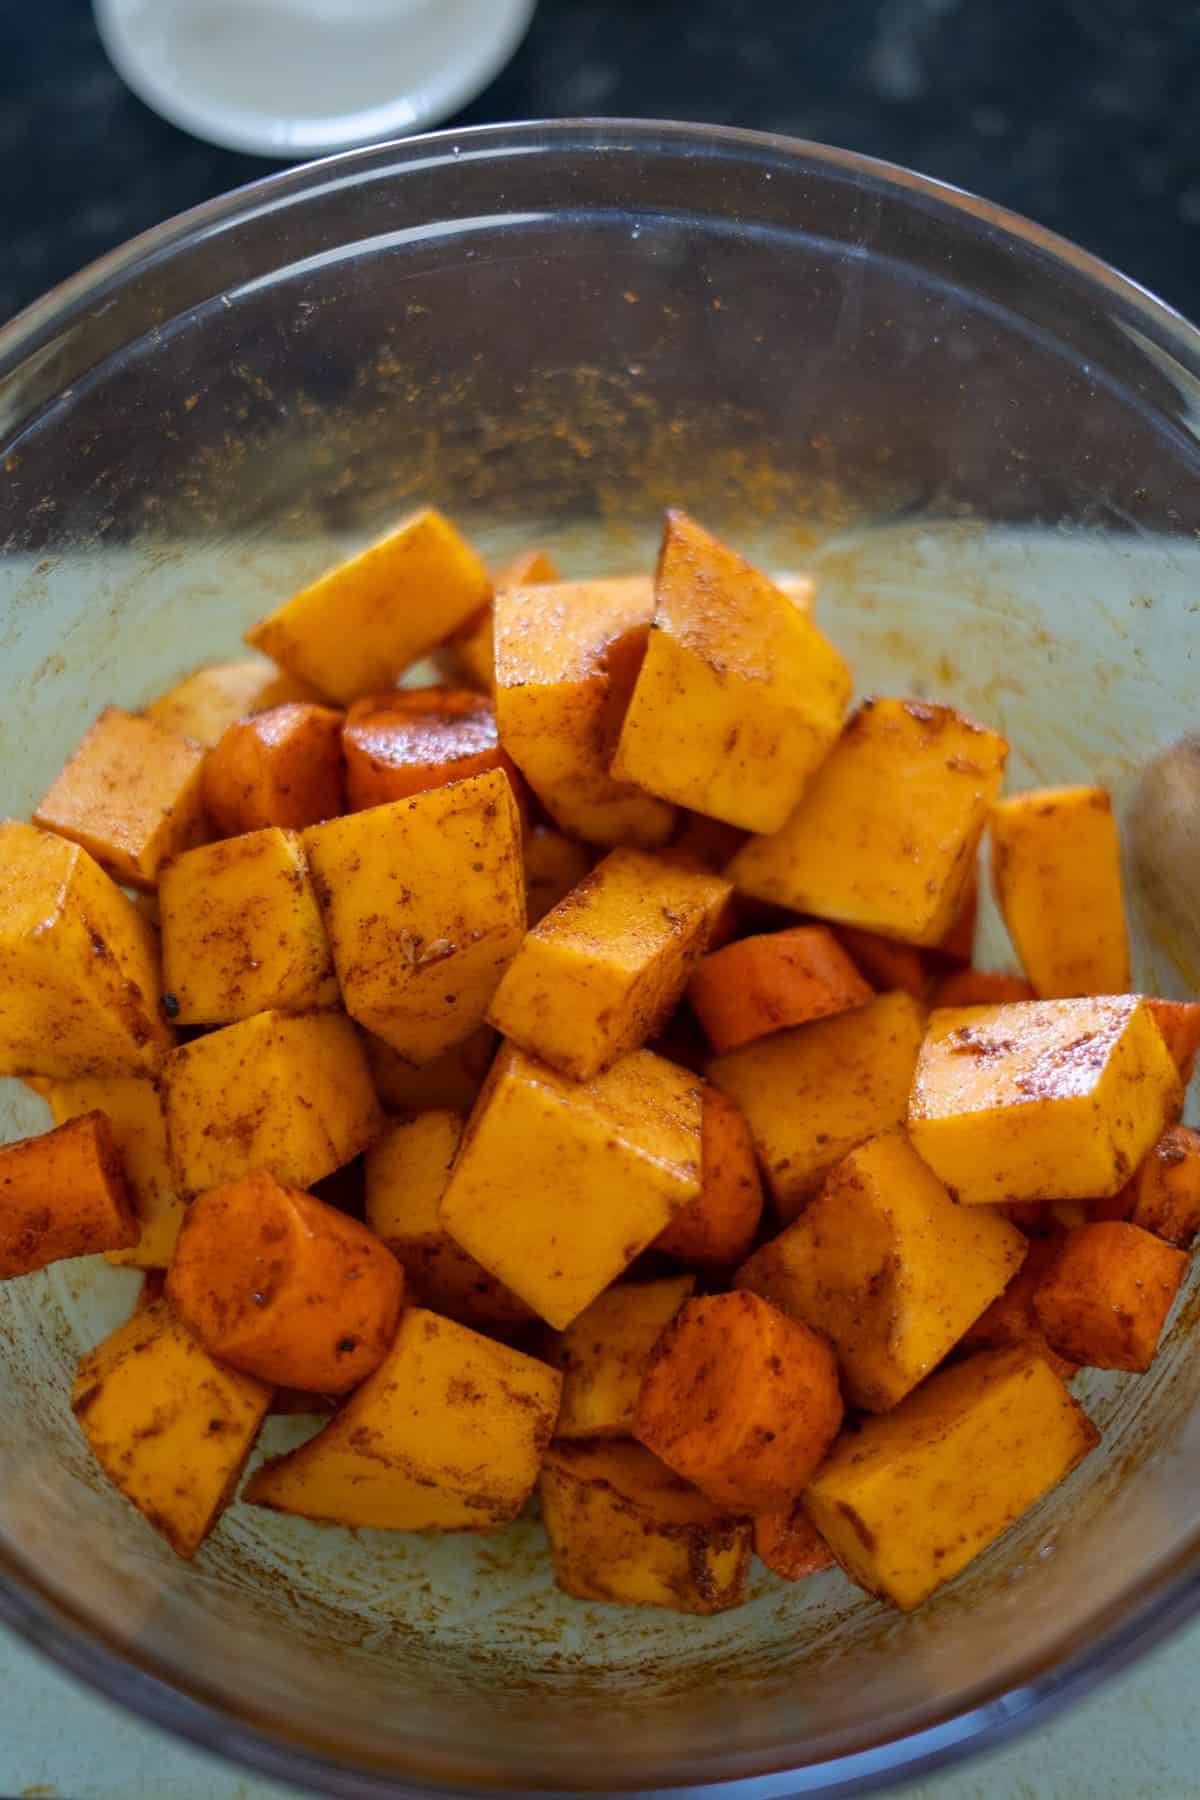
xmin=1 ymin=0 xmax=1198 ymax=326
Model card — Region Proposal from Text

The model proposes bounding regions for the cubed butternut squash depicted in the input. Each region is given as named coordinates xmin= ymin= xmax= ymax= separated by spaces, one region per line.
xmin=162 ymin=1009 xmax=381 ymax=1196
xmin=342 ymin=688 xmax=523 ymax=813
xmin=708 ymin=991 xmax=926 ymax=1221
xmin=0 ymin=821 xmax=174 ymax=1078
xmin=688 ymin=925 xmax=872 ymax=1054
xmin=203 ymin=702 xmax=344 ymax=836
xmin=754 ymin=1502 xmax=836 ymax=1581
xmin=550 ymin=1275 xmax=695 ymax=1438
xmin=524 ymin=825 xmax=594 ymax=928
xmin=245 ymin=507 xmax=491 ymax=704
xmin=363 ymin=1025 xmax=497 ymax=1115
xmin=303 ymin=767 xmax=525 ymax=1064
xmin=908 ymin=996 xmax=1182 ymax=1206
xmin=729 ymin=699 xmax=1007 ymax=947
xmin=493 ymin=576 xmax=674 ymax=847
xmin=146 ymin=658 xmax=321 ymax=746
xmin=167 ymin=1169 xmax=405 ymax=1392
xmin=439 ymin=1043 xmax=702 ymax=1330
xmin=1124 ymin=1125 xmax=1200 ymax=1247
xmin=805 ymin=1348 xmax=1098 ymax=1610
xmin=611 ymin=510 xmax=851 ymax=833
xmin=539 ymin=1439 xmax=751 ymax=1614
xmin=438 ymin=547 xmax=560 ymax=693
xmin=71 ymin=1298 xmax=271 ymax=1557
xmin=364 ymin=1110 xmax=532 ymax=1327
xmin=0 ymin=1112 xmax=137 ymax=1277
xmin=1147 ymin=999 xmax=1200 ymax=1086
xmin=244 ymin=1307 xmax=560 ymax=1530
xmin=990 ymin=785 xmax=1130 ymax=998
xmin=488 ymin=847 xmax=730 ymax=1081
xmin=635 ymin=1291 xmax=843 ymax=1513
xmin=736 ymin=1131 xmax=1026 ymax=1410
xmin=159 ymin=827 xmax=337 ymax=1024
xmin=1034 ymin=1221 xmax=1186 ymax=1372
xmin=653 ymin=1085 xmax=763 ymax=1270
xmin=44 ymin=1075 xmax=184 ymax=1268
xmin=33 ymin=706 xmax=208 ymax=890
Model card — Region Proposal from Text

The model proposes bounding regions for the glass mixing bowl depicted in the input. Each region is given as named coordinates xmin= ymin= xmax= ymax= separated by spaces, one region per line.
xmin=1 ymin=120 xmax=1200 ymax=1800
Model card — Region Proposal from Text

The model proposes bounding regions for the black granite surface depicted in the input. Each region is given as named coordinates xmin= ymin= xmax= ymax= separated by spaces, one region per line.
xmin=0 ymin=0 xmax=1198 ymax=327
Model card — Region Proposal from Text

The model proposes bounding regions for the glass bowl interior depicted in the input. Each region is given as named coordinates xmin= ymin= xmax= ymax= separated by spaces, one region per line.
xmin=2 ymin=121 xmax=1200 ymax=1798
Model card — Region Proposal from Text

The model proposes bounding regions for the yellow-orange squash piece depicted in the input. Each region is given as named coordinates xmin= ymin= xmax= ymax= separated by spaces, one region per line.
xmin=438 ymin=546 xmax=560 ymax=693
xmin=44 ymin=1075 xmax=184 ymax=1268
xmin=145 ymin=658 xmax=321 ymax=746
xmin=362 ymin=1025 xmax=497 ymax=1115
xmin=550 ymin=1275 xmax=695 ymax=1439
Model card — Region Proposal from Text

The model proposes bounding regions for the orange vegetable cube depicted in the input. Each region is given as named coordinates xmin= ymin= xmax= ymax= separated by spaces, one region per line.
xmin=246 ymin=507 xmax=491 ymax=704
xmin=146 ymin=658 xmax=321 ymax=746
xmin=488 ymin=847 xmax=730 ymax=1081
xmin=1034 ymin=1221 xmax=1186 ymax=1372
xmin=494 ymin=575 xmax=674 ymax=847
xmin=203 ymin=702 xmax=344 ymax=836
xmin=439 ymin=546 xmax=560 ymax=692
xmin=957 ymin=1233 xmax=1078 ymax=1381
xmin=33 ymin=706 xmax=208 ymax=890
xmin=990 ymin=785 xmax=1130 ymax=998
xmin=654 ymin=1086 xmax=763 ymax=1269
xmin=635 ymin=1291 xmax=843 ymax=1513
xmin=167 ymin=1169 xmax=404 ymax=1393
xmin=611 ymin=511 xmax=851 ymax=833
xmin=44 ymin=1075 xmax=184 ymax=1269
xmin=688 ymin=925 xmax=872 ymax=1054
xmin=1147 ymin=999 xmax=1200 ymax=1086
xmin=929 ymin=969 xmax=1036 ymax=1008
xmin=342 ymin=688 xmax=524 ymax=813
xmin=729 ymin=698 xmax=1007 ymax=947
xmin=1124 ymin=1125 xmax=1200 ymax=1247
xmin=0 ymin=1112 xmax=137 ymax=1277
xmin=754 ymin=1502 xmax=836 ymax=1581
xmin=550 ymin=1274 xmax=695 ymax=1438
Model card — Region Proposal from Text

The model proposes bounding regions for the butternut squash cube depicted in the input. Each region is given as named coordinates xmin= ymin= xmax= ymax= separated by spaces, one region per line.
xmin=44 ymin=1075 xmax=184 ymax=1268
xmin=494 ymin=576 xmax=674 ymax=847
xmin=729 ymin=699 xmax=1008 ymax=946
xmin=162 ymin=1009 xmax=381 ymax=1196
xmin=0 ymin=1112 xmax=137 ymax=1277
xmin=71 ymin=1298 xmax=271 ymax=1558
xmin=245 ymin=507 xmax=491 ymax=704
xmin=989 ymin=785 xmax=1130 ymax=998
xmin=303 ymin=767 xmax=524 ymax=1064
xmin=363 ymin=1025 xmax=497 ymax=1114
xmin=438 ymin=547 xmax=560 ymax=692
xmin=33 ymin=706 xmax=208 ymax=891
xmin=908 ymin=996 xmax=1182 ymax=1205
xmin=1125 ymin=1125 xmax=1200 ymax=1248
xmin=488 ymin=848 xmax=731 ymax=1081
xmin=736 ymin=1131 xmax=1026 ymax=1410
xmin=439 ymin=1043 xmax=702 ymax=1330
xmin=1034 ymin=1221 xmax=1186 ymax=1372
xmin=539 ymin=1439 xmax=751 ymax=1614
xmin=1147 ymin=999 xmax=1200 ymax=1086
xmin=524 ymin=825 xmax=594 ymax=927
xmin=708 ymin=991 xmax=926 ymax=1221
xmin=159 ymin=827 xmax=337 ymax=1025
xmin=804 ymin=1348 xmax=1099 ymax=1610
xmin=364 ymin=1110 xmax=531 ymax=1327
xmin=244 ymin=1306 xmax=560 ymax=1530
xmin=145 ymin=658 xmax=320 ymax=747
xmin=0 ymin=821 xmax=174 ymax=1078
xmin=550 ymin=1275 xmax=695 ymax=1439
xmin=611 ymin=511 xmax=851 ymax=833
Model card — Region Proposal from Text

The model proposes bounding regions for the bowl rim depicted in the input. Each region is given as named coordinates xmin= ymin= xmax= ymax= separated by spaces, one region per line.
xmin=3 ymin=115 xmax=1200 ymax=1799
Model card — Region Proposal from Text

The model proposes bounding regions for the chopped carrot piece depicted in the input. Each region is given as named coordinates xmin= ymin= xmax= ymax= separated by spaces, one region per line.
xmin=203 ymin=702 xmax=344 ymax=834
xmin=634 ymin=1290 xmax=843 ymax=1513
xmin=167 ymin=1169 xmax=404 ymax=1393
xmin=833 ymin=925 xmax=928 ymax=998
xmin=688 ymin=925 xmax=872 ymax=1054
xmin=1034 ymin=1221 xmax=1186 ymax=1372
xmin=0 ymin=1113 xmax=137 ymax=1277
xmin=1147 ymin=999 xmax=1200 ymax=1086
xmin=1124 ymin=1125 xmax=1200 ymax=1248
xmin=342 ymin=688 xmax=525 ymax=814
xmin=654 ymin=1087 xmax=764 ymax=1269
xmin=958 ymin=1234 xmax=1078 ymax=1380
xmin=754 ymin=1502 xmax=836 ymax=1580
xmin=930 ymin=969 xmax=1036 ymax=1007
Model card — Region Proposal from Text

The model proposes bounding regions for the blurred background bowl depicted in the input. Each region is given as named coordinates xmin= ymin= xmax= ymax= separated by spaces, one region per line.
xmin=1 ymin=120 xmax=1200 ymax=1799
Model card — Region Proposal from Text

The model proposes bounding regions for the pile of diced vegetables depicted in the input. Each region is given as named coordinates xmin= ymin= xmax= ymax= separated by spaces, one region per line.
xmin=1 ymin=505 xmax=1196 ymax=1616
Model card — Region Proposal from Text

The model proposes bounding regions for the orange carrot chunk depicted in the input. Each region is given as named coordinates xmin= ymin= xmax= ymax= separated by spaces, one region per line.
xmin=754 ymin=1501 xmax=837 ymax=1580
xmin=929 ymin=969 xmax=1036 ymax=1007
xmin=1147 ymin=999 xmax=1200 ymax=1087
xmin=688 ymin=925 xmax=873 ymax=1054
xmin=1124 ymin=1125 xmax=1200 ymax=1248
xmin=0 ymin=1113 xmax=137 ymax=1277
xmin=203 ymin=702 xmax=344 ymax=835
xmin=634 ymin=1290 xmax=843 ymax=1513
xmin=1033 ymin=1221 xmax=1186 ymax=1373
xmin=958 ymin=1234 xmax=1078 ymax=1381
xmin=342 ymin=688 xmax=524 ymax=814
xmin=834 ymin=925 xmax=929 ymax=999
xmin=654 ymin=1086 xmax=764 ymax=1270
xmin=167 ymin=1169 xmax=404 ymax=1393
